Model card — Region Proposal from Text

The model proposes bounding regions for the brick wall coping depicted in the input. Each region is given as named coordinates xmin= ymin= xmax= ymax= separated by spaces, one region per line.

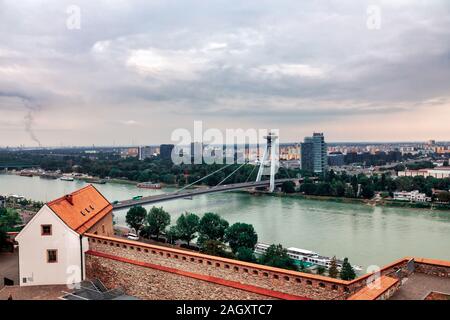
xmin=85 ymin=233 xmax=349 ymax=285
xmin=85 ymin=233 xmax=450 ymax=287
xmin=347 ymin=276 xmax=399 ymax=300
xmin=347 ymin=258 xmax=408 ymax=285
xmin=411 ymin=257 xmax=450 ymax=268
xmin=86 ymin=250 xmax=310 ymax=300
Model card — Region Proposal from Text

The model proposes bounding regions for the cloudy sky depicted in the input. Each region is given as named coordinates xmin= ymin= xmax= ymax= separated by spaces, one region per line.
xmin=0 ymin=0 xmax=449 ymax=146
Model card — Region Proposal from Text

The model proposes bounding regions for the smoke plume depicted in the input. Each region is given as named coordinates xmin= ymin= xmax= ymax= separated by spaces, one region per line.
xmin=23 ymin=108 xmax=42 ymax=147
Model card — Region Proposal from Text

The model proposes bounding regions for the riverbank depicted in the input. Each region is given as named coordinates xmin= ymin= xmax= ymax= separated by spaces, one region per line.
xmin=2 ymin=173 xmax=450 ymax=269
xmin=240 ymin=191 xmax=450 ymax=211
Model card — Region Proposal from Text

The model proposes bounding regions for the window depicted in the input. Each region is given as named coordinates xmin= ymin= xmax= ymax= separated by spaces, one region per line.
xmin=41 ymin=224 xmax=52 ymax=236
xmin=102 ymin=225 xmax=105 ymax=234
xmin=47 ymin=250 xmax=58 ymax=263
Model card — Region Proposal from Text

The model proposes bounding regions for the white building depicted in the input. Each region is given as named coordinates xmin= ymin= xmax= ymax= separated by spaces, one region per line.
xmin=398 ymin=167 xmax=450 ymax=179
xmin=15 ymin=185 xmax=113 ymax=286
xmin=393 ymin=190 xmax=431 ymax=202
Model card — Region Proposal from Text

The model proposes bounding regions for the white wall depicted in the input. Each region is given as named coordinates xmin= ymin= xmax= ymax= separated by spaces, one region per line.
xmin=16 ymin=205 xmax=84 ymax=286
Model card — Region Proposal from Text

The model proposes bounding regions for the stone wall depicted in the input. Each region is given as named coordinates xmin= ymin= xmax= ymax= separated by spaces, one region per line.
xmin=85 ymin=234 xmax=444 ymax=300
xmin=86 ymin=234 xmax=351 ymax=300
xmin=414 ymin=259 xmax=450 ymax=278
xmin=85 ymin=254 xmax=272 ymax=300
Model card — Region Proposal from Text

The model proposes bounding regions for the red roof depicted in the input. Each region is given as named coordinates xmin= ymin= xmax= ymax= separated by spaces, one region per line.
xmin=47 ymin=185 xmax=112 ymax=234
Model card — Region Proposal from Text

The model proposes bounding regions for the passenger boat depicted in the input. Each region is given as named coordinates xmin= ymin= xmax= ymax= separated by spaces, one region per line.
xmin=136 ymin=182 xmax=161 ymax=189
xmin=40 ymin=173 xmax=59 ymax=179
xmin=83 ymin=177 xmax=106 ymax=184
xmin=254 ymin=243 xmax=362 ymax=271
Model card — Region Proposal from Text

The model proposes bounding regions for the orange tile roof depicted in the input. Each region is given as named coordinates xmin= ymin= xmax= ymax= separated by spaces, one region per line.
xmin=47 ymin=185 xmax=112 ymax=234
xmin=347 ymin=276 xmax=398 ymax=300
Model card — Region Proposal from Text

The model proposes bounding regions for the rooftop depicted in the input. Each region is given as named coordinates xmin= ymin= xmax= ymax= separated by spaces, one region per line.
xmin=47 ymin=184 xmax=112 ymax=234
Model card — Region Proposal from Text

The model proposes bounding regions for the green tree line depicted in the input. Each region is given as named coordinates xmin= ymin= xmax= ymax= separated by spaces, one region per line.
xmin=125 ymin=205 xmax=356 ymax=280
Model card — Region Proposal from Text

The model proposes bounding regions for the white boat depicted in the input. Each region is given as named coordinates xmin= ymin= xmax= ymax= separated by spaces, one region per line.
xmin=137 ymin=182 xmax=161 ymax=189
xmin=255 ymin=243 xmax=363 ymax=271
xmin=60 ymin=175 xmax=74 ymax=181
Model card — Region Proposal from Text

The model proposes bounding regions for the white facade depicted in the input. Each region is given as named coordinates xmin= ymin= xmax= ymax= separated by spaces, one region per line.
xmin=398 ymin=168 xmax=450 ymax=179
xmin=15 ymin=205 xmax=89 ymax=286
xmin=393 ymin=190 xmax=431 ymax=202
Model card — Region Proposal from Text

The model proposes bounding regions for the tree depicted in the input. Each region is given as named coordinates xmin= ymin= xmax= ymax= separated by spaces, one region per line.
xmin=236 ymin=247 xmax=256 ymax=262
xmin=259 ymin=244 xmax=297 ymax=271
xmin=125 ymin=206 xmax=147 ymax=235
xmin=201 ymin=239 xmax=230 ymax=258
xmin=316 ymin=266 xmax=326 ymax=275
xmin=351 ymin=176 xmax=359 ymax=197
xmin=299 ymin=182 xmax=317 ymax=195
xmin=165 ymin=226 xmax=180 ymax=245
xmin=197 ymin=212 xmax=229 ymax=247
xmin=281 ymin=181 xmax=296 ymax=193
xmin=361 ymin=182 xmax=375 ymax=199
xmin=224 ymin=223 xmax=258 ymax=254
xmin=314 ymin=183 xmax=331 ymax=196
xmin=340 ymin=257 xmax=356 ymax=280
xmin=437 ymin=191 xmax=450 ymax=203
xmin=328 ymin=256 xmax=339 ymax=278
xmin=177 ymin=174 xmax=186 ymax=186
xmin=331 ymin=180 xmax=346 ymax=197
xmin=175 ymin=212 xmax=200 ymax=246
xmin=146 ymin=206 xmax=171 ymax=240
xmin=0 ymin=208 xmax=21 ymax=248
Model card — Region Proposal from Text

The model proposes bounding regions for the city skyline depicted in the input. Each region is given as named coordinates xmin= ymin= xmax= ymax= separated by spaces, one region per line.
xmin=1 ymin=1 xmax=450 ymax=146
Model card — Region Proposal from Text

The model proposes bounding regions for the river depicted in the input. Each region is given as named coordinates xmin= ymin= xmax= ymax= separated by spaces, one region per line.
xmin=1 ymin=174 xmax=450 ymax=271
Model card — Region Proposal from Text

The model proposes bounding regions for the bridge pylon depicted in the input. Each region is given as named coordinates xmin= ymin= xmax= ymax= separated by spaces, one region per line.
xmin=256 ymin=131 xmax=279 ymax=192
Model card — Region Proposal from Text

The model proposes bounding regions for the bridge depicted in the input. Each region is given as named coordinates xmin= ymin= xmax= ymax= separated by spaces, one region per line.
xmin=113 ymin=133 xmax=306 ymax=210
xmin=112 ymin=178 xmax=296 ymax=210
xmin=0 ymin=163 xmax=36 ymax=169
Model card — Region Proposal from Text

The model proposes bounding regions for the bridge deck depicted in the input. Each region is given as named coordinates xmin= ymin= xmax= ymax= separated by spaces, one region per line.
xmin=113 ymin=178 xmax=295 ymax=210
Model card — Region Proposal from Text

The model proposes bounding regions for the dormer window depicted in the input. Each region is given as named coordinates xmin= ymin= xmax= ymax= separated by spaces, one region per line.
xmin=41 ymin=224 xmax=52 ymax=236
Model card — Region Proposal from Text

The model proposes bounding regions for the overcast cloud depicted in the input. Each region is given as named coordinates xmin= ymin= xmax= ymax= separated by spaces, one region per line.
xmin=0 ymin=0 xmax=449 ymax=146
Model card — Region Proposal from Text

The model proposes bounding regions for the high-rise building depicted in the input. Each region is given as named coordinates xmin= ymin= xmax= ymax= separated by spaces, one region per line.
xmin=138 ymin=146 xmax=159 ymax=160
xmin=160 ymin=144 xmax=174 ymax=161
xmin=300 ymin=138 xmax=314 ymax=172
xmin=300 ymin=133 xmax=327 ymax=173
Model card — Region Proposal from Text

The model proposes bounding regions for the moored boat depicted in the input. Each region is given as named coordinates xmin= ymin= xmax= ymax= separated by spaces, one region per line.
xmin=254 ymin=243 xmax=363 ymax=271
xmin=137 ymin=182 xmax=161 ymax=189
xmin=19 ymin=171 xmax=33 ymax=177
xmin=40 ymin=173 xmax=60 ymax=179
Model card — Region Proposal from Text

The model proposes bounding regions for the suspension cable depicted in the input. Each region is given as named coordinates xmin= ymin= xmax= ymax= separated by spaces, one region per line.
xmin=177 ymin=162 xmax=235 ymax=192
xmin=216 ymin=161 xmax=248 ymax=187
xmin=280 ymin=162 xmax=291 ymax=178
xmin=245 ymin=163 xmax=258 ymax=182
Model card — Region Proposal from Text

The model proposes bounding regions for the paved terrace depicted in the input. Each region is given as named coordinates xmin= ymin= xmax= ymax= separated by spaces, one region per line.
xmin=0 ymin=285 xmax=69 ymax=300
xmin=390 ymin=273 xmax=450 ymax=300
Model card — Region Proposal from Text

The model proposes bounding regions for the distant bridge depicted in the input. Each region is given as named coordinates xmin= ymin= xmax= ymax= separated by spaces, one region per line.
xmin=112 ymin=178 xmax=297 ymax=210
xmin=0 ymin=163 xmax=36 ymax=169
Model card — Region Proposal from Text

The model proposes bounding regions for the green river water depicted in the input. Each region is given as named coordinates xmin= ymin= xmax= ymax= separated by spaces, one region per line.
xmin=1 ymin=174 xmax=449 ymax=272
